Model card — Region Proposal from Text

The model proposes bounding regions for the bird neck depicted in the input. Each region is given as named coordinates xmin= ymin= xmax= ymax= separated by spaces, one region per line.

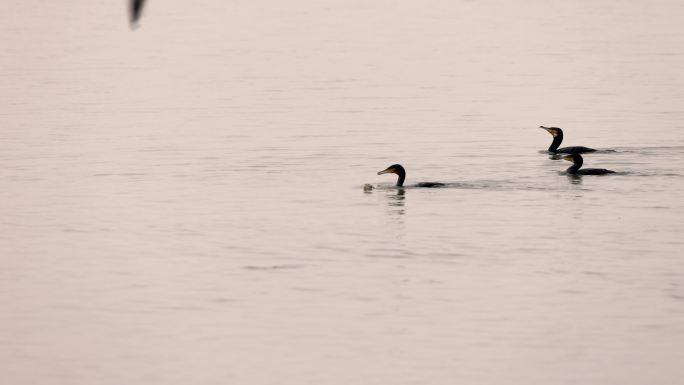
xmin=548 ymin=131 xmax=564 ymax=152
xmin=566 ymin=156 xmax=583 ymax=174
xmin=396 ymin=173 xmax=405 ymax=187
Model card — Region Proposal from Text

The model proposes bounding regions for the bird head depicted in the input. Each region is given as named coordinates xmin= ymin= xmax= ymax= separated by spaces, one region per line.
xmin=378 ymin=164 xmax=405 ymax=176
xmin=540 ymin=126 xmax=562 ymax=137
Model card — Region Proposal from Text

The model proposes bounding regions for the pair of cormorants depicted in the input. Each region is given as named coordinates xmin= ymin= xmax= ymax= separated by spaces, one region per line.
xmin=540 ymin=125 xmax=615 ymax=175
xmin=376 ymin=126 xmax=615 ymax=187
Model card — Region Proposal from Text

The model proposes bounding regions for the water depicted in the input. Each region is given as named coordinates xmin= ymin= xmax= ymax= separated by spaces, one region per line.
xmin=2 ymin=1 xmax=684 ymax=384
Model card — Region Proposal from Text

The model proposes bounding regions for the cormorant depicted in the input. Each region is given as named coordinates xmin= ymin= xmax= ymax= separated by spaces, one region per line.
xmin=563 ymin=153 xmax=615 ymax=175
xmin=378 ymin=164 xmax=444 ymax=187
xmin=540 ymin=126 xmax=596 ymax=154
xmin=129 ymin=0 xmax=146 ymax=27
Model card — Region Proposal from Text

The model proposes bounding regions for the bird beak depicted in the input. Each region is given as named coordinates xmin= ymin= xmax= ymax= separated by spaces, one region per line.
xmin=562 ymin=155 xmax=574 ymax=162
xmin=378 ymin=167 xmax=394 ymax=175
xmin=540 ymin=126 xmax=557 ymax=137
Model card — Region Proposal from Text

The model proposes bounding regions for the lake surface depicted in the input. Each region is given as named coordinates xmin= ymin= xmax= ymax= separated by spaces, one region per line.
xmin=2 ymin=1 xmax=684 ymax=384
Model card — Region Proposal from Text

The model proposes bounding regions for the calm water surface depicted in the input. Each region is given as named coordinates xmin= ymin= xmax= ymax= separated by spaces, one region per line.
xmin=2 ymin=1 xmax=684 ymax=384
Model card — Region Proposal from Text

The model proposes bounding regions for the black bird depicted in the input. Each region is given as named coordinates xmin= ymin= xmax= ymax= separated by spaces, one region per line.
xmin=377 ymin=164 xmax=444 ymax=187
xmin=129 ymin=0 xmax=146 ymax=27
xmin=563 ymin=153 xmax=615 ymax=175
xmin=540 ymin=126 xmax=596 ymax=154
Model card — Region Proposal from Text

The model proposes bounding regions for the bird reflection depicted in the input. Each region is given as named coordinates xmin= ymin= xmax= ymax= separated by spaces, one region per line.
xmin=362 ymin=185 xmax=406 ymax=237
xmin=382 ymin=188 xmax=406 ymax=242
xmin=566 ymin=173 xmax=583 ymax=185
xmin=129 ymin=0 xmax=146 ymax=28
xmin=384 ymin=188 xmax=406 ymax=215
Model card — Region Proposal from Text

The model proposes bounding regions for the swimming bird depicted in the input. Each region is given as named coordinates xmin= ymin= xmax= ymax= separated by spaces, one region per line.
xmin=563 ymin=153 xmax=615 ymax=175
xmin=378 ymin=164 xmax=444 ymax=187
xmin=540 ymin=126 xmax=596 ymax=154
xmin=129 ymin=0 xmax=146 ymax=27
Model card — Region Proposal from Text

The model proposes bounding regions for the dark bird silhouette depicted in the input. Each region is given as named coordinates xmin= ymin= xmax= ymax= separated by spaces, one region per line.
xmin=563 ymin=153 xmax=615 ymax=175
xmin=129 ymin=0 xmax=146 ymax=28
xmin=540 ymin=126 xmax=596 ymax=154
xmin=377 ymin=164 xmax=444 ymax=187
